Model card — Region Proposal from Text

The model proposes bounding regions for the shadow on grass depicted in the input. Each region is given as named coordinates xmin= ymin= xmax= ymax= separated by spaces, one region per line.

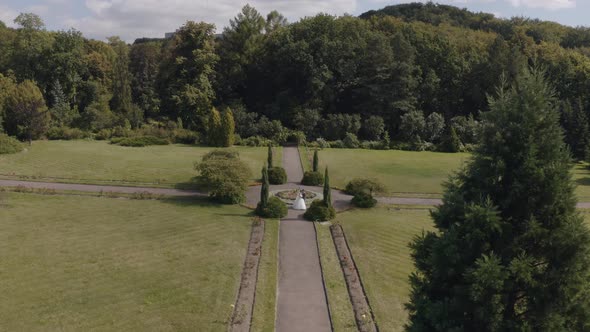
xmin=576 ymin=178 xmax=590 ymax=187
xmin=174 ymin=177 xmax=202 ymax=190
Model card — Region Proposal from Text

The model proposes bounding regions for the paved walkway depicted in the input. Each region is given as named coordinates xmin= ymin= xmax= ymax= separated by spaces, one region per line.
xmin=275 ymin=146 xmax=331 ymax=332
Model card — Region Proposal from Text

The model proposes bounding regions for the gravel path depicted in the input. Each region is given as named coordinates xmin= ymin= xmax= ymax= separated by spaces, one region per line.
xmin=275 ymin=146 xmax=331 ymax=332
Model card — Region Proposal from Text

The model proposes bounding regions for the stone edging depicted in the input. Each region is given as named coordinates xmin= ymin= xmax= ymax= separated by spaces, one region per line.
xmin=330 ymin=224 xmax=379 ymax=332
xmin=313 ymin=221 xmax=335 ymax=331
xmin=229 ymin=218 xmax=265 ymax=332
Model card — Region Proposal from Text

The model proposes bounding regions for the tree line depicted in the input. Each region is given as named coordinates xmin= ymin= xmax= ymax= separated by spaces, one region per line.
xmin=1 ymin=3 xmax=590 ymax=155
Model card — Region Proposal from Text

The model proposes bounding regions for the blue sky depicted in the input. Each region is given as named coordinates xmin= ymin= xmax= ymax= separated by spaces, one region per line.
xmin=0 ymin=1 xmax=587 ymax=42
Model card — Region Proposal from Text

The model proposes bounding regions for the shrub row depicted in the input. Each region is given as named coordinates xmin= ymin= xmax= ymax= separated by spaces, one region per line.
xmin=0 ymin=134 xmax=23 ymax=154
xmin=110 ymin=136 xmax=170 ymax=147
xmin=47 ymin=127 xmax=92 ymax=140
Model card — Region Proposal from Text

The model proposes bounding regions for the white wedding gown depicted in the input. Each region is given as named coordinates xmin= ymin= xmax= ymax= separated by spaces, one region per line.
xmin=293 ymin=192 xmax=307 ymax=210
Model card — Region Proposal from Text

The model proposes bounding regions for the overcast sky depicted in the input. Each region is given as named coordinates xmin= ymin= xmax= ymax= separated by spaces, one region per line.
xmin=0 ymin=0 xmax=587 ymax=42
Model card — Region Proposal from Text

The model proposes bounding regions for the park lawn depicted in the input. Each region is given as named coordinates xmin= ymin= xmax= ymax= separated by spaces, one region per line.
xmin=338 ymin=206 xmax=435 ymax=331
xmin=0 ymin=140 xmax=276 ymax=187
xmin=0 ymin=193 xmax=252 ymax=331
xmin=315 ymin=222 xmax=357 ymax=332
xmin=251 ymin=219 xmax=279 ymax=332
xmin=302 ymin=146 xmax=590 ymax=201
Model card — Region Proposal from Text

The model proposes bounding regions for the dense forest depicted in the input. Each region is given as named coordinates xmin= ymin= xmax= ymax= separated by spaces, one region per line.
xmin=1 ymin=2 xmax=590 ymax=155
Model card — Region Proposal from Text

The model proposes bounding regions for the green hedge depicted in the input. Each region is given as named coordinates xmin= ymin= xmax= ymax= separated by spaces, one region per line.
xmin=301 ymin=171 xmax=324 ymax=186
xmin=304 ymin=200 xmax=336 ymax=221
xmin=110 ymin=136 xmax=170 ymax=147
xmin=268 ymin=167 xmax=287 ymax=185
xmin=0 ymin=134 xmax=23 ymax=154
xmin=256 ymin=196 xmax=288 ymax=218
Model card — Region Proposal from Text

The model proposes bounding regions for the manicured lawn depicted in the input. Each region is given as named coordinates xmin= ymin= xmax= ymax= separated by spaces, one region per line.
xmin=0 ymin=140 xmax=277 ymax=187
xmin=315 ymin=222 xmax=357 ymax=332
xmin=251 ymin=219 xmax=279 ymax=332
xmin=0 ymin=193 xmax=252 ymax=331
xmin=302 ymin=146 xmax=590 ymax=200
xmin=338 ymin=206 xmax=435 ymax=331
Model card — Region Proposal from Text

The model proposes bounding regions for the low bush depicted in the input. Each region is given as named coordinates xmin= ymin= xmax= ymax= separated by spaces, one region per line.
xmin=256 ymin=196 xmax=288 ymax=218
xmin=172 ymin=129 xmax=199 ymax=144
xmin=268 ymin=167 xmax=287 ymax=185
xmin=111 ymin=135 xmax=169 ymax=147
xmin=46 ymin=126 xmax=90 ymax=140
xmin=330 ymin=140 xmax=345 ymax=149
xmin=360 ymin=140 xmax=382 ymax=150
xmin=344 ymin=178 xmax=386 ymax=196
xmin=316 ymin=138 xmax=330 ymax=149
xmin=301 ymin=171 xmax=324 ymax=186
xmin=95 ymin=128 xmax=112 ymax=140
xmin=0 ymin=134 xmax=23 ymax=154
xmin=343 ymin=133 xmax=360 ymax=148
xmin=304 ymin=200 xmax=336 ymax=221
xmin=351 ymin=192 xmax=377 ymax=208
xmin=236 ymin=135 xmax=274 ymax=147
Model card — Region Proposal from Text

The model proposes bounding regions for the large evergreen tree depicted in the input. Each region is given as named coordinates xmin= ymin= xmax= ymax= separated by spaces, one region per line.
xmin=406 ymin=69 xmax=590 ymax=331
xmin=560 ymin=99 xmax=590 ymax=160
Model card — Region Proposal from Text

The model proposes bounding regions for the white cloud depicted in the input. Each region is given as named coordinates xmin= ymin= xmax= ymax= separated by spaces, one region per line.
xmin=65 ymin=0 xmax=356 ymax=42
xmin=507 ymin=0 xmax=575 ymax=10
xmin=0 ymin=5 xmax=18 ymax=27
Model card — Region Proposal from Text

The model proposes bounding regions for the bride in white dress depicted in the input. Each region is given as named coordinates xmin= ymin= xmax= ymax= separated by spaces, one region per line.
xmin=293 ymin=189 xmax=307 ymax=210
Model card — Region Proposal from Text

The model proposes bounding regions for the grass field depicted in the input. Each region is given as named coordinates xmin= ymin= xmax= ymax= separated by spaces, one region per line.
xmin=301 ymin=146 xmax=590 ymax=200
xmin=337 ymin=206 xmax=435 ymax=331
xmin=315 ymin=223 xmax=357 ymax=332
xmin=0 ymin=140 xmax=279 ymax=187
xmin=0 ymin=193 xmax=252 ymax=331
xmin=251 ymin=219 xmax=279 ymax=332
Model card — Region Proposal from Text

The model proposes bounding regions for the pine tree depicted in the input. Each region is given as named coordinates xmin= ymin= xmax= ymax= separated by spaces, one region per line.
xmin=267 ymin=144 xmax=273 ymax=168
xmin=207 ymin=107 xmax=222 ymax=146
xmin=561 ymin=99 xmax=590 ymax=160
xmin=260 ymin=165 xmax=269 ymax=208
xmin=406 ymin=69 xmax=590 ymax=331
xmin=441 ymin=125 xmax=461 ymax=152
xmin=323 ymin=167 xmax=332 ymax=208
xmin=221 ymin=108 xmax=235 ymax=147
xmin=313 ymin=150 xmax=319 ymax=172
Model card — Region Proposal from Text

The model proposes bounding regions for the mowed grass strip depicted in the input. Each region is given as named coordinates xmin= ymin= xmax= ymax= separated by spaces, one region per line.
xmin=0 ymin=140 xmax=272 ymax=187
xmin=338 ymin=206 xmax=435 ymax=331
xmin=0 ymin=193 xmax=252 ymax=331
xmin=315 ymin=222 xmax=357 ymax=332
xmin=251 ymin=219 xmax=279 ymax=332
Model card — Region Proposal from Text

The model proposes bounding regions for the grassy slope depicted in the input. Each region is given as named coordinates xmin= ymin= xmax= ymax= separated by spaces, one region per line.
xmin=0 ymin=140 xmax=273 ymax=187
xmin=308 ymin=147 xmax=590 ymax=200
xmin=0 ymin=193 xmax=251 ymax=331
xmin=251 ymin=219 xmax=279 ymax=332
xmin=315 ymin=222 xmax=357 ymax=332
xmin=338 ymin=206 xmax=435 ymax=331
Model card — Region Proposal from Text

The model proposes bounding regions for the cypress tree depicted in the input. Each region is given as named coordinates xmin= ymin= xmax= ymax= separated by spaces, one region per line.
xmin=207 ymin=107 xmax=222 ymax=146
xmin=267 ymin=144 xmax=273 ymax=168
xmin=323 ymin=167 xmax=331 ymax=208
xmin=221 ymin=108 xmax=235 ymax=147
xmin=406 ymin=69 xmax=590 ymax=331
xmin=313 ymin=150 xmax=319 ymax=172
xmin=260 ymin=165 xmax=269 ymax=208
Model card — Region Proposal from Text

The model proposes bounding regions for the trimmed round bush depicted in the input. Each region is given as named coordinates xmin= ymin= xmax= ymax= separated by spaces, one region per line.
xmin=0 ymin=134 xmax=23 ymax=154
xmin=304 ymin=200 xmax=336 ymax=221
xmin=256 ymin=196 xmax=288 ymax=218
xmin=344 ymin=178 xmax=386 ymax=196
xmin=351 ymin=192 xmax=377 ymax=208
xmin=301 ymin=171 xmax=324 ymax=186
xmin=268 ymin=167 xmax=287 ymax=185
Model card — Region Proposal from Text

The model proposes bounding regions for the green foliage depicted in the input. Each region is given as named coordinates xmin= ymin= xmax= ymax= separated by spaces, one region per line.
xmin=440 ymin=126 xmax=461 ymax=153
xmin=206 ymin=107 xmax=222 ymax=146
xmin=268 ymin=167 xmax=287 ymax=185
xmin=267 ymin=145 xmax=273 ymax=168
xmin=344 ymin=178 xmax=386 ymax=196
xmin=424 ymin=112 xmax=445 ymax=142
xmin=111 ymin=135 xmax=169 ymax=147
xmin=323 ymin=167 xmax=332 ymax=209
xmin=221 ymin=108 xmax=235 ymax=147
xmin=343 ymin=133 xmax=360 ymax=148
xmin=400 ymin=110 xmax=425 ymax=142
xmin=561 ymin=99 xmax=590 ymax=160
xmin=46 ymin=126 xmax=90 ymax=140
xmin=260 ymin=166 xmax=269 ymax=207
xmin=0 ymin=133 xmax=23 ymax=154
xmin=4 ymin=80 xmax=50 ymax=143
xmin=321 ymin=114 xmax=361 ymax=140
xmin=361 ymin=115 xmax=385 ymax=140
xmin=303 ymin=199 xmax=336 ymax=221
xmin=351 ymin=192 xmax=377 ymax=208
xmin=312 ymin=150 xmax=319 ymax=172
xmin=256 ymin=196 xmax=287 ymax=218
xmin=406 ymin=69 xmax=590 ymax=331
xmin=301 ymin=171 xmax=324 ymax=186
xmin=236 ymin=135 xmax=274 ymax=147
xmin=196 ymin=150 xmax=251 ymax=204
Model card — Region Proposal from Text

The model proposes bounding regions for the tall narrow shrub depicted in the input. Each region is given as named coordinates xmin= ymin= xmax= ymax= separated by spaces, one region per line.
xmin=323 ymin=167 xmax=331 ymax=208
xmin=260 ymin=165 xmax=269 ymax=208
xmin=313 ymin=150 xmax=319 ymax=172
xmin=267 ymin=144 xmax=273 ymax=168
xmin=207 ymin=107 xmax=222 ymax=146
xmin=221 ymin=108 xmax=235 ymax=147
xmin=406 ymin=69 xmax=590 ymax=331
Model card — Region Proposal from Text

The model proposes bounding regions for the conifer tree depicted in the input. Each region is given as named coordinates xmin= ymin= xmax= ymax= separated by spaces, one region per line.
xmin=221 ymin=108 xmax=235 ymax=147
xmin=260 ymin=165 xmax=269 ymax=208
xmin=561 ymin=98 xmax=590 ymax=160
xmin=323 ymin=167 xmax=331 ymax=208
xmin=267 ymin=144 xmax=273 ymax=168
xmin=207 ymin=107 xmax=222 ymax=146
xmin=406 ymin=69 xmax=590 ymax=331
xmin=313 ymin=150 xmax=319 ymax=172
